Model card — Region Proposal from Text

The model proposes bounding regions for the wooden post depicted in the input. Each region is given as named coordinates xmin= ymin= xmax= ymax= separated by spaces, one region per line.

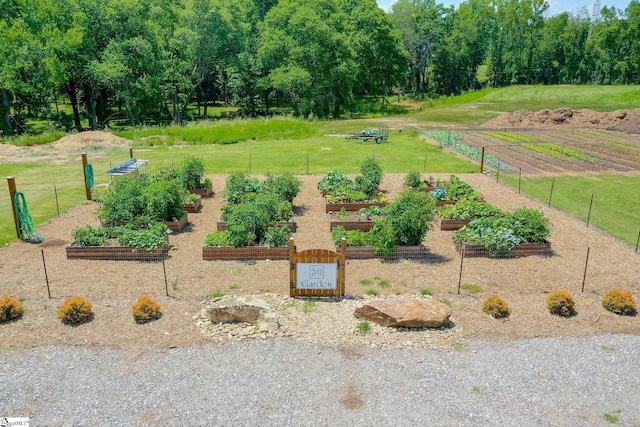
xmin=518 ymin=168 xmax=522 ymax=194
xmin=81 ymin=153 xmax=91 ymax=201
xmin=480 ymin=147 xmax=485 ymax=173
xmin=289 ymin=238 xmax=296 ymax=296
xmin=7 ymin=176 xmax=20 ymax=238
xmin=548 ymin=177 xmax=556 ymax=207
xmin=162 ymin=258 xmax=169 ymax=297
xmin=129 ymin=148 xmax=133 ymax=159
xmin=423 ymin=152 xmax=428 ymax=173
xmin=457 ymin=248 xmax=465 ymax=295
xmin=41 ymin=250 xmax=51 ymax=298
xmin=581 ymin=247 xmax=590 ymax=292
xmin=586 ymin=194 xmax=594 ymax=228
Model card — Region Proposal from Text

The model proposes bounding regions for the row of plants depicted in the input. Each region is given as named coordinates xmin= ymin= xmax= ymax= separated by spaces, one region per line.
xmin=428 ymin=175 xmax=484 ymax=203
xmin=452 ymin=207 xmax=551 ymax=257
xmin=72 ymin=223 xmax=171 ymax=251
xmin=318 ymin=159 xmax=386 ymax=203
xmin=0 ymin=295 xmax=162 ymax=325
xmin=479 ymin=131 xmax=537 ymax=144
xmin=205 ymin=172 xmax=302 ymax=248
xmin=437 ymin=200 xmax=503 ymax=221
xmin=330 ymin=190 xmax=436 ymax=257
xmin=424 ymin=130 xmax=510 ymax=171
xmin=482 ymin=288 xmax=637 ymax=319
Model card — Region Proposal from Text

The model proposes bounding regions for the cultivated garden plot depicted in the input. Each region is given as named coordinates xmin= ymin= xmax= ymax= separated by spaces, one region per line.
xmin=429 ymin=129 xmax=640 ymax=176
xmin=1 ymin=173 xmax=639 ymax=350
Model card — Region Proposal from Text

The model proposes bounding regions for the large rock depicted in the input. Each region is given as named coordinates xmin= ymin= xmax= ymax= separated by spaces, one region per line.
xmin=203 ymin=296 xmax=279 ymax=332
xmin=354 ymin=298 xmax=451 ymax=328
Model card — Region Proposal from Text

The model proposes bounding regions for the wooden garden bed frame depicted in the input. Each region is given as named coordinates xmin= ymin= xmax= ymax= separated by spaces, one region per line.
xmin=189 ymin=187 xmax=214 ymax=197
xmin=182 ymin=196 xmax=202 ymax=213
xmin=335 ymin=245 xmax=428 ymax=260
xmin=457 ymin=241 xmax=552 ymax=258
xmin=66 ymin=243 xmax=169 ymax=261
xmin=202 ymin=246 xmax=289 ymax=261
xmin=328 ymin=212 xmax=376 ymax=231
xmin=439 ymin=218 xmax=472 ymax=231
xmin=325 ymin=202 xmax=387 ymax=213
xmin=215 ymin=220 xmax=297 ymax=233
xmin=165 ymin=212 xmax=189 ymax=232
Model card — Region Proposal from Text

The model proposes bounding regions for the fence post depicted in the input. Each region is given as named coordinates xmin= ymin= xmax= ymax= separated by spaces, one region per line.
xmin=548 ymin=178 xmax=556 ymax=207
xmin=635 ymin=228 xmax=640 ymax=253
xmin=586 ymin=194 xmax=594 ymax=228
xmin=129 ymin=148 xmax=134 ymax=159
xmin=480 ymin=147 xmax=485 ymax=173
xmin=54 ymin=185 xmax=60 ymax=217
xmin=81 ymin=153 xmax=92 ymax=201
xmin=306 ymin=153 xmax=309 ymax=175
xmin=162 ymin=258 xmax=169 ymax=297
xmin=496 ymin=163 xmax=500 ymax=182
xmin=581 ymin=247 xmax=590 ymax=292
xmin=518 ymin=168 xmax=522 ymax=194
xmin=41 ymin=249 xmax=51 ymax=299
xmin=457 ymin=249 xmax=465 ymax=295
xmin=423 ymin=152 xmax=428 ymax=173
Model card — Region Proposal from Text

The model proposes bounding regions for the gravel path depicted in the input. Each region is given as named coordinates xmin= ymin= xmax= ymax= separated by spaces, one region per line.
xmin=1 ymin=335 xmax=639 ymax=426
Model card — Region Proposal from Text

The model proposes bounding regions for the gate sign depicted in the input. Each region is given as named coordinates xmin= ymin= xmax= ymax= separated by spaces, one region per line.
xmin=296 ymin=263 xmax=337 ymax=289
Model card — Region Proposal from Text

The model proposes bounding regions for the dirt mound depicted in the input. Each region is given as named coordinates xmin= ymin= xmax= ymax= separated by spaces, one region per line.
xmin=54 ymin=131 xmax=129 ymax=149
xmin=482 ymin=108 xmax=640 ymax=133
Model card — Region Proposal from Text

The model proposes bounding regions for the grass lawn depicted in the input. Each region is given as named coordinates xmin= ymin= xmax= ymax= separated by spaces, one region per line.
xmin=500 ymin=174 xmax=640 ymax=246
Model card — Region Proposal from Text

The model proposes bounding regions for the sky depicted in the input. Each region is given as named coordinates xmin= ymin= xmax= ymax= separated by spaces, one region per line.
xmin=376 ymin=0 xmax=633 ymax=16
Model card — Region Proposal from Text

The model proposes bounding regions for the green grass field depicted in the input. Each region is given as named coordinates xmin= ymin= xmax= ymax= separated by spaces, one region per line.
xmin=2 ymin=85 xmax=639 ymax=247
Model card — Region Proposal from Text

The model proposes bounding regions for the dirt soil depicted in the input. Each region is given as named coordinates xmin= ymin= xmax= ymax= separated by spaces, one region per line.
xmin=482 ymin=108 xmax=640 ymax=133
xmin=1 ymin=166 xmax=639 ymax=350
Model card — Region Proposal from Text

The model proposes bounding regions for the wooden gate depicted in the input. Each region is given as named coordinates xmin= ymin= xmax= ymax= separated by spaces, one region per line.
xmin=289 ymin=238 xmax=346 ymax=297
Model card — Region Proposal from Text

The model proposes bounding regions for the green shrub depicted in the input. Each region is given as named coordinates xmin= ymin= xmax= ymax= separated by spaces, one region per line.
xmin=404 ymin=171 xmax=423 ymax=188
xmin=369 ymin=220 xmax=397 ymax=258
xmin=360 ymin=158 xmax=383 ymax=187
xmin=177 ymin=155 xmax=206 ymax=189
xmin=384 ymin=190 xmax=436 ymax=245
xmin=58 ymin=296 xmax=93 ymax=325
xmin=317 ymin=170 xmax=354 ymax=195
xmin=546 ymin=290 xmax=576 ymax=317
xmin=263 ymin=226 xmax=292 ymax=248
xmin=223 ymin=172 xmax=251 ymax=204
xmin=482 ymin=294 xmax=510 ymax=318
xmin=0 ymin=296 xmax=24 ymax=322
xmin=132 ymin=295 xmax=162 ymax=324
xmin=602 ymin=288 xmax=637 ymax=316
xmin=419 ymin=287 xmax=432 ymax=296
xmin=263 ymin=172 xmax=302 ymax=203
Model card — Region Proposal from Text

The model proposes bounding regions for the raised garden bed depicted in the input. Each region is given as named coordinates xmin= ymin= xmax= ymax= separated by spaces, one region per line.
xmin=326 ymin=202 xmax=387 ymax=213
xmin=164 ymin=212 xmax=189 ymax=232
xmin=336 ymin=245 xmax=428 ymax=260
xmin=329 ymin=212 xmax=376 ymax=231
xmin=202 ymin=246 xmax=289 ymax=261
xmin=66 ymin=242 xmax=169 ymax=261
xmin=182 ymin=196 xmax=202 ymax=213
xmin=457 ymin=241 xmax=552 ymax=258
xmin=189 ymin=187 xmax=214 ymax=197
xmin=216 ymin=220 xmax=297 ymax=233
xmin=440 ymin=218 xmax=472 ymax=231
xmin=435 ymin=200 xmax=457 ymax=207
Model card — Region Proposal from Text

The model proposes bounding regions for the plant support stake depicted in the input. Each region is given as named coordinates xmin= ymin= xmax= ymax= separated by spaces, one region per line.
xmin=162 ymin=258 xmax=169 ymax=296
xmin=457 ymin=249 xmax=465 ymax=295
xmin=41 ymin=249 xmax=51 ymax=298
xmin=586 ymin=194 xmax=594 ymax=228
xmin=518 ymin=168 xmax=522 ymax=194
xmin=636 ymin=228 xmax=640 ymax=253
xmin=423 ymin=152 xmax=428 ymax=173
xmin=54 ymin=185 xmax=60 ymax=217
xmin=582 ymin=247 xmax=590 ymax=293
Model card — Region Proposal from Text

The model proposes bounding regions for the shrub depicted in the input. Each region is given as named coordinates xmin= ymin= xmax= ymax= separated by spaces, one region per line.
xmin=177 ymin=155 xmax=206 ymax=190
xmin=482 ymin=294 xmax=510 ymax=318
xmin=317 ymin=170 xmax=354 ymax=195
xmin=58 ymin=296 xmax=93 ymax=325
xmin=360 ymin=158 xmax=383 ymax=187
xmin=263 ymin=172 xmax=302 ymax=203
xmin=546 ymin=290 xmax=576 ymax=317
xmin=369 ymin=220 xmax=397 ymax=258
xmin=404 ymin=171 xmax=422 ymax=188
xmin=132 ymin=295 xmax=162 ymax=324
xmin=602 ymin=288 xmax=637 ymax=316
xmin=384 ymin=190 xmax=436 ymax=245
xmin=0 ymin=296 xmax=24 ymax=322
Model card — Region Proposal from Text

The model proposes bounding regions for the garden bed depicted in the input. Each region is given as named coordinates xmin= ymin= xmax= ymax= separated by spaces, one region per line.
xmin=325 ymin=202 xmax=387 ymax=213
xmin=439 ymin=218 xmax=472 ymax=231
xmin=456 ymin=241 xmax=552 ymax=258
xmin=189 ymin=187 xmax=214 ymax=197
xmin=336 ymin=245 xmax=429 ymax=260
xmin=202 ymin=246 xmax=289 ymax=261
xmin=328 ymin=212 xmax=376 ymax=231
xmin=66 ymin=242 xmax=169 ymax=261
xmin=216 ymin=220 xmax=297 ymax=233
xmin=165 ymin=212 xmax=189 ymax=232
xmin=182 ymin=196 xmax=202 ymax=213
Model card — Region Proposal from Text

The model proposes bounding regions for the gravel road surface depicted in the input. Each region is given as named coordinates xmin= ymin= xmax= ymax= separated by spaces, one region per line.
xmin=1 ymin=334 xmax=639 ymax=426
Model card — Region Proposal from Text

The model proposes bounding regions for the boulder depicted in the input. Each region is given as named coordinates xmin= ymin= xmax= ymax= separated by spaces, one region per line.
xmin=354 ymin=298 xmax=451 ymax=328
xmin=203 ymin=296 xmax=279 ymax=332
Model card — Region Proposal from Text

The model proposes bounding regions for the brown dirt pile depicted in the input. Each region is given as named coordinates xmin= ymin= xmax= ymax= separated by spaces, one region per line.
xmin=482 ymin=108 xmax=640 ymax=133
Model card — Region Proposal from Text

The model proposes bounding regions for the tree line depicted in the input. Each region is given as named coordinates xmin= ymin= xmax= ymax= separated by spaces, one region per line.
xmin=1 ymin=0 xmax=639 ymax=135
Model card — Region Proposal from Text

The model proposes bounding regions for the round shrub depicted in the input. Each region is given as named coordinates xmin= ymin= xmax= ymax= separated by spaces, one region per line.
xmin=482 ymin=294 xmax=510 ymax=319
xmin=0 ymin=296 xmax=24 ymax=323
xmin=132 ymin=295 xmax=162 ymax=324
xmin=602 ymin=288 xmax=637 ymax=316
xmin=546 ymin=290 xmax=576 ymax=317
xmin=58 ymin=296 xmax=93 ymax=325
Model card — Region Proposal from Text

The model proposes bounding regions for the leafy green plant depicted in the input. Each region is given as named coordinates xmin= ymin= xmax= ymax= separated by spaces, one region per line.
xmin=461 ymin=284 xmax=482 ymax=294
xmin=404 ymin=171 xmax=423 ymax=188
xmin=208 ymin=290 xmax=226 ymax=298
xmin=359 ymin=279 xmax=373 ymax=286
xmin=317 ymin=170 xmax=354 ymax=195
xmin=302 ymin=299 xmax=317 ymax=313
xmin=117 ymin=227 xmax=168 ymax=251
xmin=425 ymin=130 xmax=509 ymax=170
xmin=366 ymin=289 xmax=379 ymax=296
xmin=482 ymin=294 xmax=510 ymax=318
xmin=437 ymin=200 xmax=502 ymax=220
xmin=384 ymin=190 xmax=436 ymax=245
xmin=546 ymin=290 xmax=576 ymax=317
xmin=0 ymin=296 xmax=24 ymax=323
xmin=336 ymin=207 xmax=349 ymax=220
xmin=132 ymin=296 xmax=162 ymax=324
xmin=263 ymin=172 xmax=302 ymax=203
xmin=204 ymin=231 xmax=232 ymax=247
xmin=420 ymin=287 xmax=432 ymax=296
xmin=369 ymin=220 xmax=397 ymax=257
xmin=228 ymin=283 xmax=239 ymax=290
xmin=72 ymin=225 xmax=107 ymax=246
xmin=377 ymin=278 xmax=390 ymax=287
xmin=357 ymin=321 xmax=371 ymax=334
xmin=602 ymin=288 xmax=636 ymax=316
xmin=177 ymin=155 xmax=206 ymax=189
xmin=263 ymin=225 xmax=292 ymax=248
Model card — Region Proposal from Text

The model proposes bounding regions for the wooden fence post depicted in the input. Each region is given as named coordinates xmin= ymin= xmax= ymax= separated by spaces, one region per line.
xmin=7 ymin=176 xmax=20 ymax=238
xmin=81 ymin=153 xmax=92 ymax=201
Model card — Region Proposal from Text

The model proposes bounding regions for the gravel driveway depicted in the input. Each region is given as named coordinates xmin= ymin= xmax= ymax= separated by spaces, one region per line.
xmin=1 ymin=334 xmax=639 ymax=426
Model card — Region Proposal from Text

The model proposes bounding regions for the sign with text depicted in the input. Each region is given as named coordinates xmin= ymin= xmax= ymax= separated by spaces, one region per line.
xmin=296 ymin=263 xmax=338 ymax=289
